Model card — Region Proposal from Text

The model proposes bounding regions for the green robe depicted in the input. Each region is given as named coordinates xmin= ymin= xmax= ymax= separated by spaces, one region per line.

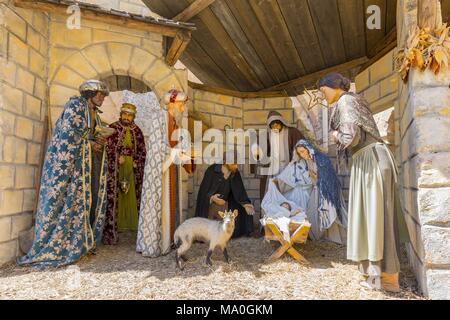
xmin=117 ymin=128 xmax=139 ymax=231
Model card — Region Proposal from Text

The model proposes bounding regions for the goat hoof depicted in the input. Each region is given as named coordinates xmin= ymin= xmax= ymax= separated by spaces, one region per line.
xmin=180 ymin=255 xmax=188 ymax=262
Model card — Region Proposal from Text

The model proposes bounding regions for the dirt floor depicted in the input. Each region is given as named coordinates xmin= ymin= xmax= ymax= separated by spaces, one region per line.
xmin=0 ymin=232 xmax=424 ymax=300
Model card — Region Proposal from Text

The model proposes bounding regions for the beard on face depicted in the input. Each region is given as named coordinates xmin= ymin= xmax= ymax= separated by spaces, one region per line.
xmin=171 ymin=108 xmax=184 ymax=127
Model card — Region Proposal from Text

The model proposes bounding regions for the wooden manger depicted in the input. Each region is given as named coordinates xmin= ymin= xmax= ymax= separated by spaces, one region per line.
xmin=263 ymin=219 xmax=311 ymax=264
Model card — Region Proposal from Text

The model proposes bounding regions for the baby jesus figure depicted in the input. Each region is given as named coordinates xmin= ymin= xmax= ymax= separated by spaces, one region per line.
xmin=280 ymin=202 xmax=303 ymax=218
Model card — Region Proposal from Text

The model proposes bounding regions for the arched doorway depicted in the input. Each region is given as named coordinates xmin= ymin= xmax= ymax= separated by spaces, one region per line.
xmin=99 ymin=75 xmax=153 ymax=125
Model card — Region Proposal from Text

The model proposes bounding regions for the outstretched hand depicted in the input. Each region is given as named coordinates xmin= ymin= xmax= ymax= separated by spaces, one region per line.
xmin=244 ymin=204 xmax=255 ymax=216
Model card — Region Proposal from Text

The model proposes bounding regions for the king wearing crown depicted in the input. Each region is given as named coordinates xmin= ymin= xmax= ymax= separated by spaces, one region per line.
xmin=103 ymin=102 xmax=147 ymax=245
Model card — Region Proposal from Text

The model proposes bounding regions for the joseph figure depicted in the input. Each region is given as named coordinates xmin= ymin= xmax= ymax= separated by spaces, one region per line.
xmin=252 ymin=111 xmax=304 ymax=201
xmin=103 ymin=103 xmax=147 ymax=245
xmin=17 ymin=80 xmax=110 ymax=268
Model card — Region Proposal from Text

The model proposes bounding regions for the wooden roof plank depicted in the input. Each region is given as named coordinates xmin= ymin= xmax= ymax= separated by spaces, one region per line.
xmin=145 ymin=0 xmax=240 ymax=89
xmin=337 ymin=0 xmax=367 ymax=60
xmin=193 ymin=3 xmax=266 ymax=89
xmin=364 ymin=0 xmax=387 ymax=54
xmin=173 ymin=0 xmax=216 ymax=22
xmin=165 ymin=30 xmax=192 ymax=66
xmin=307 ymin=0 xmax=347 ymax=66
xmin=277 ymin=0 xmax=326 ymax=74
xmin=249 ymin=0 xmax=307 ymax=80
xmin=209 ymin=0 xmax=274 ymax=88
xmin=225 ymin=0 xmax=289 ymax=84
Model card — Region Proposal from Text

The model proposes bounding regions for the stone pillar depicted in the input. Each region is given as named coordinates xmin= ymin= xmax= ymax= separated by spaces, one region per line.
xmin=397 ymin=0 xmax=450 ymax=299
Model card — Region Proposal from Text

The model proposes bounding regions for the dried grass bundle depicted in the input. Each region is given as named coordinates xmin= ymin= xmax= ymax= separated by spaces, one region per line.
xmin=396 ymin=24 xmax=450 ymax=82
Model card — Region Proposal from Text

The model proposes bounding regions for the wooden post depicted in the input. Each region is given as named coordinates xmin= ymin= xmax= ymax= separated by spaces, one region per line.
xmin=418 ymin=0 xmax=443 ymax=29
xmin=165 ymin=30 xmax=192 ymax=66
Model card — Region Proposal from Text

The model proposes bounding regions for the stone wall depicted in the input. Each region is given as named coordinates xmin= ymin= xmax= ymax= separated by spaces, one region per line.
xmin=355 ymin=50 xmax=399 ymax=114
xmin=397 ymin=69 xmax=450 ymax=300
xmin=0 ymin=1 xmax=49 ymax=264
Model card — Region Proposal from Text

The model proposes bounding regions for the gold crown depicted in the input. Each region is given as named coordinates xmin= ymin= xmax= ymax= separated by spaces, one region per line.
xmin=121 ymin=103 xmax=137 ymax=114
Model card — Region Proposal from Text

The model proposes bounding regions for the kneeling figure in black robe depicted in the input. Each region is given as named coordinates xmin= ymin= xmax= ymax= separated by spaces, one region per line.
xmin=195 ymin=163 xmax=255 ymax=238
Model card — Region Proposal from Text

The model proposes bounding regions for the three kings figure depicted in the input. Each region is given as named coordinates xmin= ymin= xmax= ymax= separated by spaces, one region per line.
xmin=103 ymin=103 xmax=147 ymax=245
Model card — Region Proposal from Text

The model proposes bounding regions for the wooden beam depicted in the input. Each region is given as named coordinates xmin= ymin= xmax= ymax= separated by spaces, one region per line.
xmin=165 ymin=30 xmax=192 ymax=66
xmin=418 ymin=0 xmax=443 ymax=29
xmin=367 ymin=27 xmax=397 ymax=58
xmin=188 ymin=81 xmax=289 ymax=98
xmin=264 ymin=57 xmax=369 ymax=91
xmin=173 ymin=0 xmax=216 ymax=22
xmin=14 ymin=0 xmax=193 ymax=37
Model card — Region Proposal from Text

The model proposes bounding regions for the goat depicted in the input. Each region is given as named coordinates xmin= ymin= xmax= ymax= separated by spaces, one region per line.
xmin=173 ymin=210 xmax=238 ymax=269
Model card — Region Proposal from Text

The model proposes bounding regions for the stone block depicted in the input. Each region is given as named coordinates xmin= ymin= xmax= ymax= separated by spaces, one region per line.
xmin=0 ymin=190 xmax=23 ymax=216
xmin=33 ymin=123 xmax=44 ymax=143
xmin=194 ymin=101 xmax=215 ymax=113
xmin=8 ymin=33 xmax=28 ymax=68
xmin=23 ymin=189 xmax=37 ymax=212
xmin=92 ymin=29 xmax=140 ymax=46
xmin=11 ymin=212 xmax=33 ymax=239
xmin=107 ymin=43 xmax=132 ymax=75
xmin=216 ymin=94 xmax=234 ymax=106
xmin=154 ymin=73 xmax=182 ymax=98
xmin=0 ymin=165 xmax=15 ymax=189
xmin=50 ymin=22 xmax=92 ymax=49
xmin=2 ymin=136 xmax=27 ymax=164
xmin=414 ymin=116 xmax=450 ymax=154
xmin=370 ymin=50 xmax=394 ymax=83
xmin=128 ymin=47 xmax=156 ymax=79
xmin=1 ymin=83 xmax=24 ymax=114
xmin=53 ymin=66 xmax=86 ymax=90
xmin=380 ymin=74 xmax=399 ymax=97
xmin=0 ymin=60 xmax=17 ymax=86
xmin=49 ymin=85 xmax=78 ymax=107
xmin=63 ymin=52 xmax=97 ymax=80
xmin=15 ymin=117 xmax=34 ymax=140
xmin=0 ymin=240 xmax=17 ymax=266
xmin=355 ymin=68 xmax=370 ymax=92
xmin=4 ymin=7 xmax=27 ymax=40
xmin=243 ymin=99 xmax=264 ymax=110
xmin=27 ymin=26 xmax=41 ymax=51
xmin=415 ymin=153 xmax=450 ymax=188
xmin=224 ymin=106 xmax=242 ymax=118
xmin=0 ymin=110 xmax=16 ymax=136
xmin=141 ymin=38 xmax=163 ymax=56
xmin=363 ymin=83 xmax=380 ymax=104
xmin=82 ymin=45 xmax=112 ymax=77
xmin=142 ymin=59 xmax=172 ymax=88
xmin=422 ymin=226 xmax=450 ymax=265
xmin=412 ymin=86 xmax=450 ymax=116
xmin=29 ymin=49 xmax=46 ymax=76
xmin=15 ymin=166 xmax=35 ymax=189
xmin=32 ymin=12 xmax=49 ymax=36
xmin=425 ymin=269 xmax=450 ymax=300
xmin=214 ymin=104 xmax=224 ymax=115
xmin=404 ymin=212 xmax=425 ymax=260
xmin=418 ymin=188 xmax=450 ymax=226
xmin=48 ymin=47 xmax=77 ymax=79
xmin=264 ymin=97 xmax=286 ymax=109
xmin=0 ymin=216 xmax=12 ymax=242
xmin=410 ymin=68 xmax=450 ymax=88
xmin=25 ymin=95 xmax=42 ymax=120
xmin=16 ymin=68 xmax=35 ymax=95
xmin=27 ymin=142 xmax=41 ymax=166
xmin=233 ymin=118 xmax=243 ymax=129
xmin=210 ymin=115 xmax=232 ymax=131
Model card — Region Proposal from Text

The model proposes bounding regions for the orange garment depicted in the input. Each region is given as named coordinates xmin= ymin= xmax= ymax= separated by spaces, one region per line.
xmin=167 ymin=113 xmax=195 ymax=241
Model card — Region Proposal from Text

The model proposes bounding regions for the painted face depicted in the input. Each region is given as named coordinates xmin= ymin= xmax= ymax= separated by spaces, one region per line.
xmin=120 ymin=111 xmax=135 ymax=126
xmin=319 ymin=86 xmax=340 ymax=106
xmin=270 ymin=121 xmax=283 ymax=132
xmin=296 ymin=146 xmax=312 ymax=160
xmin=225 ymin=163 xmax=238 ymax=173
xmin=281 ymin=202 xmax=291 ymax=211
xmin=91 ymin=91 xmax=106 ymax=107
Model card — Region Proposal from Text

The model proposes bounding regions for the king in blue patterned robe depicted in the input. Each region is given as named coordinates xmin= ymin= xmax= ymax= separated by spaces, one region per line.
xmin=17 ymin=80 xmax=110 ymax=268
